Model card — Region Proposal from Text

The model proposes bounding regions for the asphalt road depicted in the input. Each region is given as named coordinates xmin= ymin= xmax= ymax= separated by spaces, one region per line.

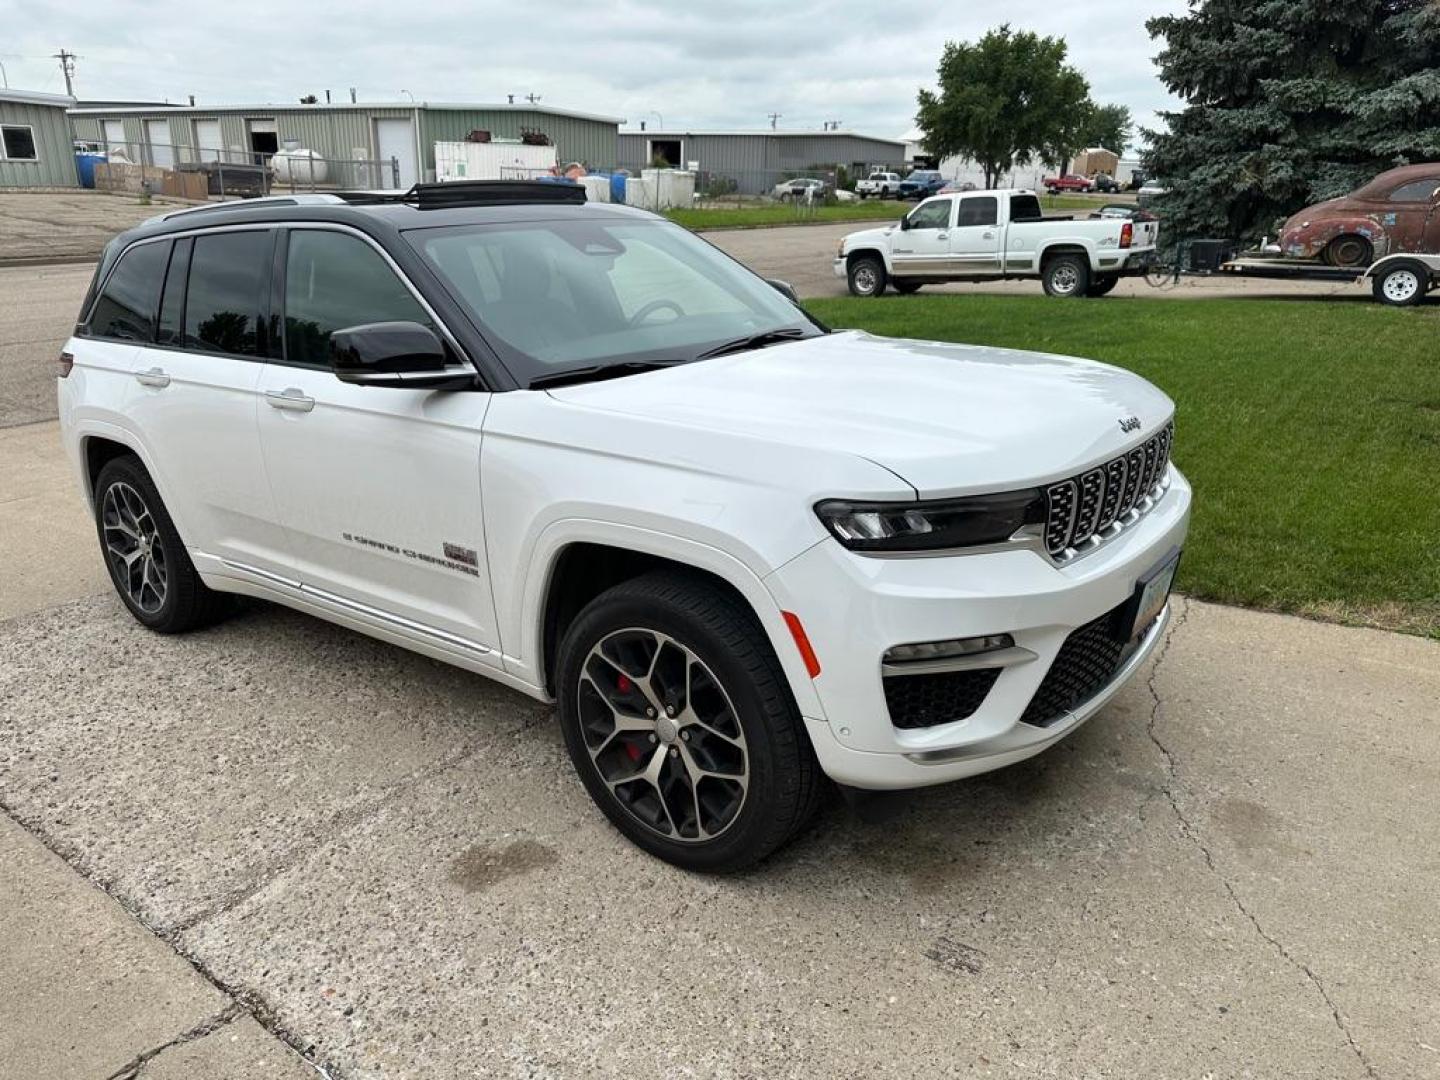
xmin=3 ymin=224 xmax=1438 ymax=1079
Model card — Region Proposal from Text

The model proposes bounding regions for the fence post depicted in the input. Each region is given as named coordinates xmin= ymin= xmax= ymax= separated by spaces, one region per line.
xmin=390 ymin=156 xmax=400 ymax=189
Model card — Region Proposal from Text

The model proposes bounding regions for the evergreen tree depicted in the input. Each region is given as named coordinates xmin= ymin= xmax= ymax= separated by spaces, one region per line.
xmin=1144 ymin=0 xmax=1440 ymax=240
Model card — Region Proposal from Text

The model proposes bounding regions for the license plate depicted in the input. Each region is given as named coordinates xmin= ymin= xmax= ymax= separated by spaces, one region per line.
xmin=1119 ymin=549 xmax=1181 ymax=642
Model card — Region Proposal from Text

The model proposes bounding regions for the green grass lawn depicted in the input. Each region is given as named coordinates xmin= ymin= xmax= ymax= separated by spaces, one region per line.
xmin=804 ymin=294 xmax=1440 ymax=637
xmin=667 ymin=194 xmax=1109 ymax=231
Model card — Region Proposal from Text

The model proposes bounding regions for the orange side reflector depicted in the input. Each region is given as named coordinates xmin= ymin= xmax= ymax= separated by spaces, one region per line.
xmin=782 ymin=611 xmax=821 ymax=679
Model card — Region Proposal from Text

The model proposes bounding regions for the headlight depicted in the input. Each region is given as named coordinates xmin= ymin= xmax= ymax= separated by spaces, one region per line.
xmin=815 ymin=490 xmax=1045 ymax=553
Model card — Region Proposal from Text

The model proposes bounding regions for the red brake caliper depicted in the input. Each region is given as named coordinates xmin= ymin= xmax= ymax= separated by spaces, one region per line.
xmin=617 ymin=674 xmax=643 ymax=761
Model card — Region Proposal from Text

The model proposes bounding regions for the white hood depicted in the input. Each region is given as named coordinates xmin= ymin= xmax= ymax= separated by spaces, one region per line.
xmin=547 ymin=331 xmax=1175 ymax=498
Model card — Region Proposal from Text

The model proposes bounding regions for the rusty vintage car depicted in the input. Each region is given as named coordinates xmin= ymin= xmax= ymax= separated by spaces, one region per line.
xmin=1280 ymin=163 xmax=1440 ymax=268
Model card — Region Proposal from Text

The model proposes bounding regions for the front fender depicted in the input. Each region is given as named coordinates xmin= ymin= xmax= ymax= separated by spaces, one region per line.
xmin=509 ymin=518 xmax=828 ymax=719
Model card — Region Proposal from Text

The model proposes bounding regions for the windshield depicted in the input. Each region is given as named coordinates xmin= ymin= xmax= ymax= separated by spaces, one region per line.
xmin=407 ymin=216 xmax=821 ymax=385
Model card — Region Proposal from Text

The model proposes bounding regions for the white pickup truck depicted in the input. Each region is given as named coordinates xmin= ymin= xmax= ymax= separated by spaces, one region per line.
xmin=835 ymin=189 xmax=1160 ymax=297
xmin=855 ymin=171 xmax=903 ymax=200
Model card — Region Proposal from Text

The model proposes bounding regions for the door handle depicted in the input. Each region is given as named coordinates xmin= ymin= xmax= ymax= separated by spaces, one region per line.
xmin=265 ymin=388 xmax=315 ymax=413
xmin=983 ymin=231 xmax=996 ymax=239
xmin=936 ymin=232 xmax=949 ymax=240
xmin=134 ymin=367 xmax=170 ymax=388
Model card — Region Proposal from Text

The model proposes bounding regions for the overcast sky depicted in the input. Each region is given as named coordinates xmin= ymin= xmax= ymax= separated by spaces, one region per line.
xmin=5 ymin=0 xmax=1188 ymax=149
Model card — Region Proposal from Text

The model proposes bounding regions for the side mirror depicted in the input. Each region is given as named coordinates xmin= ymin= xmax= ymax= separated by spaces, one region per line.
xmin=899 ymin=215 xmax=912 ymax=231
xmin=330 ymin=321 xmax=471 ymax=389
xmin=766 ymin=278 xmax=799 ymax=303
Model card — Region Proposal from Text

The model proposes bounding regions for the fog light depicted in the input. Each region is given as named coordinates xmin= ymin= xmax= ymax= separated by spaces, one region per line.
xmin=883 ymin=633 xmax=1014 ymax=664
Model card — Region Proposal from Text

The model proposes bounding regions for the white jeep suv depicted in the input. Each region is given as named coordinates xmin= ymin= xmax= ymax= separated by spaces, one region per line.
xmin=59 ymin=181 xmax=1190 ymax=871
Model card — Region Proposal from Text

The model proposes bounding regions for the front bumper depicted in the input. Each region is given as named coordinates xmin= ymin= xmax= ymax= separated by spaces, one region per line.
xmin=832 ymin=257 xmax=848 ymax=279
xmin=766 ymin=466 xmax=1191 ymax=790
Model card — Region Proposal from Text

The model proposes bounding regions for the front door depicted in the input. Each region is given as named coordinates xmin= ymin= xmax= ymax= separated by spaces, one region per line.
xmin=891 ymin=197 xmax=954 ymax=276
xmin=375 ymin=119 xmax=418 ymax=188
xmin=255 ymin=227 xmax=499 ymax=657
xmin=949 ymin=194 xmax=1003 ymax=274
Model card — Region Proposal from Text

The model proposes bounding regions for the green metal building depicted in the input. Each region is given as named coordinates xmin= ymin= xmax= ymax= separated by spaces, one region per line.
xmin=68 ymin=101 xmax=625 ymax=187
xmin=1 ymin=89 xmax=79 ymax=188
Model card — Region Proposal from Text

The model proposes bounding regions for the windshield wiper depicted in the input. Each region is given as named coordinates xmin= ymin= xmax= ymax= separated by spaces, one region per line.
xmin=529 ymin=360 xmax=687 ymax=390
xmin=695 ymin=327 xmax=811 ymax=361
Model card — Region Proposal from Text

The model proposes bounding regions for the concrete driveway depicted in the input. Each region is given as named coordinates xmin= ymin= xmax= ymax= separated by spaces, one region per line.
xmin=2 ymin=241 xmax=1438 ymax=1079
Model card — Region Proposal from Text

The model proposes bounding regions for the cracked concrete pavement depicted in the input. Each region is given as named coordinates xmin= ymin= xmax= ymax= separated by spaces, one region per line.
xmin=1 ymin=417 xmax=1437 ymax=1077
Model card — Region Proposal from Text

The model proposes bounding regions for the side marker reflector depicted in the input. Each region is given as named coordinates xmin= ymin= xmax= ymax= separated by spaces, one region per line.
xmin=782 ymin=611 xmax=821 ymax=679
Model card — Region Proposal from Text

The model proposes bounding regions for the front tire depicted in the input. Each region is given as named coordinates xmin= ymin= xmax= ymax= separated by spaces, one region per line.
xmin=93 ymin=456 xmax=231 ymax=633
xmin=1372 ymin=260 xmax=1428 ymax=307
xmin=556 ymin=571 xmax=822 ymax=872
xmin=1042 ymin=253 xmax=1091 ymax=298
xmin=847 ymin=254 xmax=888 ymax=297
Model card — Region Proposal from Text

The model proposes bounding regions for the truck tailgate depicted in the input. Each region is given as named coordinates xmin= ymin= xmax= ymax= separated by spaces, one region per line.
xmin=1133 ymin=218 xmax=1159 ymax=250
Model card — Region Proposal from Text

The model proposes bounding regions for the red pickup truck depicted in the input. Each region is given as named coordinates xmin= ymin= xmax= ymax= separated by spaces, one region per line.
xmin=1044 ymin=174 xmax=1094 ymax=194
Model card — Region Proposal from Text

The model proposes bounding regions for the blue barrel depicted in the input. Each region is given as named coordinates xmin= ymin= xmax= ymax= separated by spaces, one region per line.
xmin=74 ymin=152 xmax=107 ymax=188
xmin=610 ymin=171 xmax=628 ymax=204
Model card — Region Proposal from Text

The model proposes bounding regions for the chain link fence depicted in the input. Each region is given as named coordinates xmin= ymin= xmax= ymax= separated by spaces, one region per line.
xmin=74 ymin=140 xmax=402 ymax=201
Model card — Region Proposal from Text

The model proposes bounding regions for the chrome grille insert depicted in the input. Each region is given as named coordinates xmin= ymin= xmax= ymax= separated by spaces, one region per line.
xmin=1042 ymin=422 xmax=1174 ymax=562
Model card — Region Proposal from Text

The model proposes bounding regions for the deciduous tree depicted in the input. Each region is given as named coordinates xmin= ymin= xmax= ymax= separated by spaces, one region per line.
xmin=917 ymin=26 xmax=1092 ymax=189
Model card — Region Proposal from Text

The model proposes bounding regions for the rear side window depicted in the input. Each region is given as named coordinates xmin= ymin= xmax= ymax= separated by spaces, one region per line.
xmin=283 ymin=230 xmax=431 ymax=367
xmin=958 ymin=197 xmax=998 ymax=227
xmin=88 ymin=241 xmax=170 ymax=342
xmin=185 ymin=231 xmax=270 ymax=357
xmin=1010 ymin=195 xmax=1043 ymax=221
xmin=1389 ymin=179 xmax=1440 ymax=203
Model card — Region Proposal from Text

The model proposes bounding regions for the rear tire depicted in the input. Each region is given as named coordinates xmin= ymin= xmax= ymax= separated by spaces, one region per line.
xmin=1324 ymin=234 xmax=1373 ymax=269
xmin=847 ymin=255 xmax=887 ymax=297
xmin=1042 ymin=253 xmax=1091 ymax=298
xmin=93 ymin=455 xmax=232 ymax=633
xmin=555 ymin=570 xmax=823 ymax=872
xmin=1372 ymin=260 xmax=1429 ymax=307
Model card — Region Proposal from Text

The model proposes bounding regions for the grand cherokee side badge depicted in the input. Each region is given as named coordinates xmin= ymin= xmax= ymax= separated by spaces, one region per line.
xmin=1118 ymin=416 xmax=1142 ymax=433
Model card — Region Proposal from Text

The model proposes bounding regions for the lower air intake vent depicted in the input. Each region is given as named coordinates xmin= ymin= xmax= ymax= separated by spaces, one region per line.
xmin=1020 ymin=608 xmax=1128 ymax=728
xmin=884 ymin=668 xmax=1001 ymax=730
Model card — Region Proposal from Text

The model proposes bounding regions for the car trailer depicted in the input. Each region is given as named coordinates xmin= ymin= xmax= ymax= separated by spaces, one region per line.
xmin=1219 ymin=252 xmax=1440 ymax=307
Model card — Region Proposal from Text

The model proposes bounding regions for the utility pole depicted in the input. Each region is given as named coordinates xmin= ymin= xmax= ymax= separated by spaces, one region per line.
xmin=767 ymin=112 xmax=782 ymax=130
xmin=53 ymin=48 xmax=77 ymax=97
xmin=525 ymin=93 xmax=542 ymax=104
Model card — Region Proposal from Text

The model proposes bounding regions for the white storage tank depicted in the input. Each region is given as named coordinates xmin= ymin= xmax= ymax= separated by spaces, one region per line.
xmin=272 ymin=143 xmax=329 ymax=185
xmin=434 ymin=140 xmax=558 ymax=182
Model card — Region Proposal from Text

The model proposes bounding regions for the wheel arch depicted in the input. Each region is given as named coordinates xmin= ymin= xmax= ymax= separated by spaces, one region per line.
xmin=846 ymin=246 xmax=889 ymax=272
xmin=518 ymin=523 xmax=826 ymax=722
xmin=1037 ymin=241 xmax=1092 ymax=269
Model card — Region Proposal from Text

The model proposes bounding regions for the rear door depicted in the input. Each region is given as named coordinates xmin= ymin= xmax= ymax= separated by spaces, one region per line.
xmin=115 ymin=228 xmax=290 ymax=574
xmin=891 ymin=197 xmax=954 ymax=277
xmin=254 ymin=225 xmax=499 ymax=657
xmin=948 ymin=194 xmax=1003 ymax=274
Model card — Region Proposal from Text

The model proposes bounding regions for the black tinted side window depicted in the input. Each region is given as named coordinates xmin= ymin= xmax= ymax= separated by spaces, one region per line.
xmin=156 ymin=238 xmax=192 ymax=347
xmin=958 ymin=197 xmax=998 ymax=227
xmin=284 ymin=230 xmax=431 ymax=367
xmin=1010 ymin=195 xmax=1043 ymax=221
xmin=88 ymin=241 xmax=170 ymax=342
xmin=185 ymin=231 xmax=270 ymax=357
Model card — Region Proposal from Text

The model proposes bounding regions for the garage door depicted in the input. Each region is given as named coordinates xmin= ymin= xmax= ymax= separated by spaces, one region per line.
xmin=146 ymin=120 xmax=173 ymax=168
xmin=375 ymin=118 xmax=417 ymax=189
xmin=102 ymin=119 xmax=126 ymax=156
xmin=194 ymin=119 xmax=222 ymax=163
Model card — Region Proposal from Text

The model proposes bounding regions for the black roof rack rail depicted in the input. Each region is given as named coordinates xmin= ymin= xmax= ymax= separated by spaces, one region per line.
xmin=335 ymin=179 xmax=588 ymax=210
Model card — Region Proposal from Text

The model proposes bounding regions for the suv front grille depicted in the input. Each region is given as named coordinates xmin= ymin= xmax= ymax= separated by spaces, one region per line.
xmin=1043 ymin=423 xmax=1173 ymax=559
xmin=884 ymin=668 xmax=1002 ymax=730
xmin=1020 ymin=607 xmax=1127 ymax=728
